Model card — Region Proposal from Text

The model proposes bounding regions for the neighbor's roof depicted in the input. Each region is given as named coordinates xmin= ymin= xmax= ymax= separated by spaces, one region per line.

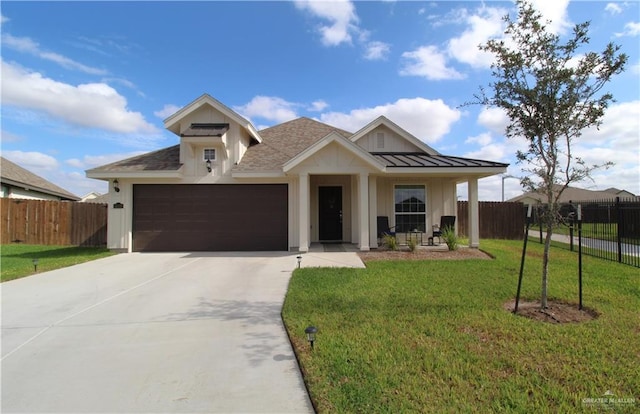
xmin=508 ymin=184 xmax=638 ymax=203
xmin=0 ymin=156 xmax=80 ymax=201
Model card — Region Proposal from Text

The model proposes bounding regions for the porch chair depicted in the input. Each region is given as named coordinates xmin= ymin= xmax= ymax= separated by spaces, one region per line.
xmin=432 ymin=215 xmax=456 ymax=245
xmin=377 ymin=216 xmax=396 ymax=244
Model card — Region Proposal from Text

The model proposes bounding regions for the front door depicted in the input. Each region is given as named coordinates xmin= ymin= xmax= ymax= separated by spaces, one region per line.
xmin=319 ymin=186 xmax=343 ymax=241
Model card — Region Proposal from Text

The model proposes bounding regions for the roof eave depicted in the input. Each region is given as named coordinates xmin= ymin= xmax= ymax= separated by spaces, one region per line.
xmin=0 ymin=178 xmax=80 ymax=201
xmin=86 ymin=169 xmax=184 ymax=180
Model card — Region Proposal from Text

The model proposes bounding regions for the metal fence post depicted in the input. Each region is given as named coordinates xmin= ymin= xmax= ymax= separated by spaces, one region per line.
xmin=616 ymin=197 xmax=622 ymax=263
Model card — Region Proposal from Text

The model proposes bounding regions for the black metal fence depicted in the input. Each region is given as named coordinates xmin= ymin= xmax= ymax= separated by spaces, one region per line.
xmin=530 ymin=197 xmax=640 ymax=268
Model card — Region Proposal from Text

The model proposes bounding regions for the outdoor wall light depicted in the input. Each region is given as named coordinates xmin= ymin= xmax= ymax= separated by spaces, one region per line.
xmin=206 ymin=159 xmax=212 ymax=173
xmin=305 ymin=326 xmax=318 ymax=350
xmin=113 ymin=179 xmax=120 ymax=193
xmin=32 ymin=258 xmax=39 ymax=272
xmin=296 ymin=255 xmax=302 ymax=268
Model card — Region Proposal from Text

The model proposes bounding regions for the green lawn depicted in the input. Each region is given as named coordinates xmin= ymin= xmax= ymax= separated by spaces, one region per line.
xmin=282 ymin=240 xmax=639 ymax=413
xmin=1 ymin=244 xmax=116 ymax=282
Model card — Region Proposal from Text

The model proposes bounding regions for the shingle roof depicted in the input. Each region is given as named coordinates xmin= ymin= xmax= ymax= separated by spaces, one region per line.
xmin=86 ymin=145 xmax=181 ymax=173
xmin=508 ymin=184 xmax=638 ymax=203
xmin=371 ymin=152 xmax=508 ymax=168
xmin=0 ymin=156 xmax=80 ymax=200
xmin=233 ymin=117 xmax=352 ymax=172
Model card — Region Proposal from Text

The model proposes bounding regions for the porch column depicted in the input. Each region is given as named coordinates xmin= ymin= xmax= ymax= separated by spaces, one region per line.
xmin=358 ymin=173 xmax=370 ymax=251
xmin=299 ymin=173 xmax=310 ymax=252
xmin=368 ymin=175 xmax=378 ymax=248
xmin=468 ymin=177 xmax=480 ymax=248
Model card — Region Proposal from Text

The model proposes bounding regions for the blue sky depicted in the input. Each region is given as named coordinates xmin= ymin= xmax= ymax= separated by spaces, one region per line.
xmin=1 ymin=0 xmax=638 ymax=200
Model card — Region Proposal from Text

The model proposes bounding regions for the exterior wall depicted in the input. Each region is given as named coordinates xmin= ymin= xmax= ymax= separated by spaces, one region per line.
xmin=1 ymin=185 xmax=61 ymax=201
xmin=176 ymin=106 xmax=252 ymax=178
xmin=354 ymin=125 xmax=423 ymax=153
xmin=375 ymin=177 xmax=458 ymax=236
xmin=310 ymin=175 xmax=352 ymax=243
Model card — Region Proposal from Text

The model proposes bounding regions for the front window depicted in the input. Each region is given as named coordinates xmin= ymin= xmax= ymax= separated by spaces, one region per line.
xmin=394 ymin=184 xmax=426 ymax=232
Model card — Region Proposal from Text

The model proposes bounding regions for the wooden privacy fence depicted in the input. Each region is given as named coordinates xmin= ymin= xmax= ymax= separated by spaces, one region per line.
xmin=458 ymin=201 xmax=525 ymax=240
xmin=1 ymin=199 xmax=107 ymax=246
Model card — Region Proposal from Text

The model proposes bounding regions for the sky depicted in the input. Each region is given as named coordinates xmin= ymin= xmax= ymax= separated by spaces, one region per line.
xmin=1 ymin=0 xmax=639 ymax=201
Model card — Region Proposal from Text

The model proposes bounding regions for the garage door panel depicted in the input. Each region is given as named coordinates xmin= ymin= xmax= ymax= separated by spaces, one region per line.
xmin=133 ymin=184 xmax=287 ymax=252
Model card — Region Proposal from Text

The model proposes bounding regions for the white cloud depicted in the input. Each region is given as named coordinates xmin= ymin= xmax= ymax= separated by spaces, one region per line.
xmin=463 ymin=143 xmax=508 ymax=163
xmin=477 ymin=106 xmax=509 ymax=135
xmin=400 ymin=46 xmax=465 ymax=80
xmin=154 ymin=104 xmax=182 ymax=119
xmin=235 ymin=96 xmax=298 ymax=123
xmin=615 ymin=21 xmax=640 ymax=37
xmin=294 ymin=0 xmax=359 ymax=46
xmin=1 ymin=129 xmax=23 ymax=143
xmin=465 ymin=132 xmax=493 ymax=146
xmin=1 ymin=14 xmax=8 ymax=24
xmin=2 ymin=33 xmax=108 ymax=75
xmin=363 ymin=41 xmax=390 ymax=61
xmin=529 ymin=0 xmax=572 ymax=35
xmin=2 ymin=150 xmax=59 ymax=171
xmin=319 ymin=97 xmax=461 ymax=143
xmin=605 ymin=3 xmax=623 ymax=14
xmin=446 ymin=6 xmax=506 ymax=69
xmin=308 ymin=100 xmax=329 ymax=112
xmin=1 ymin=60 xmax=158 ymax=135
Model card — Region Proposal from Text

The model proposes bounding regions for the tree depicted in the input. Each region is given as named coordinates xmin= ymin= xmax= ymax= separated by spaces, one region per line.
xmin=472 ymin=0 xmax=627 ymax=308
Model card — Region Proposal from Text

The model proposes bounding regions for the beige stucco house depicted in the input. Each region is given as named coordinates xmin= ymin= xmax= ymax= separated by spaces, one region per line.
xmin=86 ymin=94 xmax=507 ymax=252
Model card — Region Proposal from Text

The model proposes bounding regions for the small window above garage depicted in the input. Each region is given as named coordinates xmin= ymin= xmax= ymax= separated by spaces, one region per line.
xmin=181 ymin=123 xmax=229 ymax=137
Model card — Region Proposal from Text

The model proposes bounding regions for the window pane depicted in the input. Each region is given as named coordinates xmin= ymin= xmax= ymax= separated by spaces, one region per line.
xmin=395 ymin=214 xmax=426 ymax=232
xmin=394 ymin=185 xmax=425 ymax=213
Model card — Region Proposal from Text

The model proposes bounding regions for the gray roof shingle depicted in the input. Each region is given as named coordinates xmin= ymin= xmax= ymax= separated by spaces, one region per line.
xmin=0 ymin=156 xmax=80 ymax=200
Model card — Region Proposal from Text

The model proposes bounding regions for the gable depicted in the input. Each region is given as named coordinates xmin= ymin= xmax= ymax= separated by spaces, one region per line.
xmin=354 ymin=124 xmax=425 ymax=153
xmin=283 ymin=132 xmax=384 ymax=174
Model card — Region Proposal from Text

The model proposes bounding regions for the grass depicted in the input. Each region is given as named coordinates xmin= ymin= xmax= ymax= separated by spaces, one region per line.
xmin=1 ymin=244 xmax=116 ymax=282
xmin=282 ymin=240 xmax=639 ymax=413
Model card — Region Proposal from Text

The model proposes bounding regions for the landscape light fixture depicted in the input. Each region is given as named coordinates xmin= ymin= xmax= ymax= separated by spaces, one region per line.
xmin=305 ymin=326 xmax=318 ymax=350
xmin=206 ymin=159 xmax=212 ymax=173
xmin=32 ymin=258 xmax=39 ymax=272
xmin=113 ymin=179 xmax=120 ymax=193
xmin=296 ymin=255 xmax=302 ymax=268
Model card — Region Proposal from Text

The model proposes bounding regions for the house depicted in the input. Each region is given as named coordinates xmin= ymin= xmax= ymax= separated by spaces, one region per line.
xmin=0 ymin=156 xmax=80 ymax=201
xmin=508 ymin=184 xmax=638 ymax=205
xmin=86 ymin=94 xmax=508 ymax=252
xmin=81 ymin=191 xmax=109 ymax=203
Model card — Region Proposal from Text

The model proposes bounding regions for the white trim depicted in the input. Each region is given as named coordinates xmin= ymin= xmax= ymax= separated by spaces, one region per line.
xmin=283 ymin=131 xmax=385 ymax=173
xmin=164 ymin=94 xmax=262 ymax=144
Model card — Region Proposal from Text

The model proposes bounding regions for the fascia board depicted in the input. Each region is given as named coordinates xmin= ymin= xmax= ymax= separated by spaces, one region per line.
xmin=231 ymin=171 xmax=286 ymax=178
xmin=85 ymin=170 xmax=184 ymax=180
xmin=1 ymin=178 xmax=80 ymax=200
xmin=385 ymin=166 xmax=507 ymax=176
xmin=283 ymin=132 xmax=385 ymax=173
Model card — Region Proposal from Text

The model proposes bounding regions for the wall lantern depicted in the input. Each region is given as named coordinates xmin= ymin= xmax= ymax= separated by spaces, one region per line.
xmin=32 ymin=258 xmax=39 ymax=272
xmin=305 ymin=326 xmax=318 ymax=350
xmin=296 ymin=255 xmax=302 ymax=268
xmin=113 ymin=179 xmax=120 ymax=193
xmin=206 ymin=158 xmax=212 ymax=173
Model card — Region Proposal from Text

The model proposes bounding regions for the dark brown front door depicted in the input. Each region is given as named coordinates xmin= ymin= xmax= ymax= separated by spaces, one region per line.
xmin=319 ymin=186 xmax=342 ymax=241
xmin=132 ymin=184 xmax=287 ymax=251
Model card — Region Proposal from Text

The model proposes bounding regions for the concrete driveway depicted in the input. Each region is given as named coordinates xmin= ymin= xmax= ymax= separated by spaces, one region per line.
xmin=1 ymin=251 xmax=360 ymax=413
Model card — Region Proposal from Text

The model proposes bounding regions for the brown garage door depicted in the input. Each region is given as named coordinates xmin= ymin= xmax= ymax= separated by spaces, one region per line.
xmin=132 ymin=184 xmax=288 ymax=252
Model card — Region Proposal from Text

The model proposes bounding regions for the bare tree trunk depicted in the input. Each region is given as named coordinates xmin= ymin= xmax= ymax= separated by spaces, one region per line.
xmin=541 ymin=222 xmax=553 ymax=309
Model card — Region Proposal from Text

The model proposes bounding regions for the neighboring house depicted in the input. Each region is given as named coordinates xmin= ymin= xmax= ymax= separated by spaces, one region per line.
xmin=81 ymin=192 xmax=109 ymax=203
xmin=0 ymin=156 xmax=80 ymax=201
xmin=86 ymin=94 xmax=507 ymax=252
xmin=508 ymin=184 xmax=638 ymax=205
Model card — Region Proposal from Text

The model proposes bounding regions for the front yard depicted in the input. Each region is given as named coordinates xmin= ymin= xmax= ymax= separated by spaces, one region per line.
xmin=1 ymin=244 xmax=115 ymax=282
xmin=282 ymin=240 xmax=639 ymax=413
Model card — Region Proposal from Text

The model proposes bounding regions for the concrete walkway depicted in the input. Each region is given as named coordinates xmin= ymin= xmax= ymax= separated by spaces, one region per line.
xmin=1 ymin=251 xmax=364 ymax=413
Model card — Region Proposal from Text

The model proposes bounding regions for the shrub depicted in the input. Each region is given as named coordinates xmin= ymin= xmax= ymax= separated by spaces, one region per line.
xmin=382 ymin=234 xmax=398 ymax=251
xmin=407 ymin=236 xmax=418 ymax=252
xmin=441 ymin=226 xmax=458 ymax=251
